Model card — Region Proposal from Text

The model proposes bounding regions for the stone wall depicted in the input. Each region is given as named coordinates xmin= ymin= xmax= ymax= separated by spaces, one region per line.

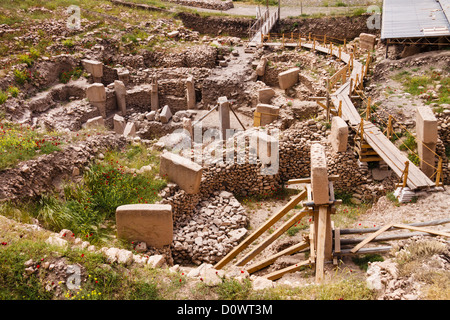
xmin=176 ymin=12 xmax=255 ymax=38
xmin=159 ymin=120 xmax=396 ymax=264
xmin=166 ymin=0 xmax=233 ymax=11
xmin=272 ymin=15 xmax=379 ymax=41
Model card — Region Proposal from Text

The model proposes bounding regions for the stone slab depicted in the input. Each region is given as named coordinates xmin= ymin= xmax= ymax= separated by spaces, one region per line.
xmin=160 ymin=105 xmax=172 ymax=124
xmin=85 ymin=116 xmax=105 ymax=129
xmin=258 ymin=87 xmax=275 ymax=104
xmin=255 ymin=104 xmax=279 ymax=126
xmin=330 ymin=116 xmax=348 ymax=153
xmin=278 ymin=67 xmax=300 ymax=90
xmin=160 ymin=151 xmax=203 ymax=194
xmin=116 ymin=204 xmax=173 ymax=248
xmin=113 ymin=114 xmax=126 ymax=134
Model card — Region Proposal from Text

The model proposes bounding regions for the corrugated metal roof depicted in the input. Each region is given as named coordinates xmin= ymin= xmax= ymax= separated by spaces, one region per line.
xmin=381 ymin=0 xmax=450 ymax=39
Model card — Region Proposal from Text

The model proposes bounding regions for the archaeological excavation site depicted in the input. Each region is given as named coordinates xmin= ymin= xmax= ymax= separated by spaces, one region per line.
xmin=0 ymin=0 xmax=450 ymax=302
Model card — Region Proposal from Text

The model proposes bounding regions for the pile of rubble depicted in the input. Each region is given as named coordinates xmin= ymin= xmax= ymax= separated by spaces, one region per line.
xmin=172 ymin=190 xmax=248 ymax=265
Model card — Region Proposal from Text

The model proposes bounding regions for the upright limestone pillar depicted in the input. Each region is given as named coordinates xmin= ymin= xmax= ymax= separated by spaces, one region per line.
xmin=186 ymin=76 xmax=196 ymax=109
xmin=416 ymin=106 xmax=438 ymax=178
xmin=114 ymin=80 xmax=127 ymax=116
xmin=151 ymin=76 xmax=159 ymax=111
xmin=218 ymin=96 xmax=231 ymax=141
xmin=86 ymin=83 xmax=106 ymax=118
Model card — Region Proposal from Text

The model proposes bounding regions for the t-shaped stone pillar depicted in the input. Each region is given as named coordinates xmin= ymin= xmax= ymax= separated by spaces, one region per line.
xmin=86 ymin=83 xmax=106 ymax=118
xmin=416 ymin=106 xmax=438 ymax=177
xmin=81 ymin=59 xmax=103 ymax=83
xmin=310 ymin=143 xmax=329 ymax=205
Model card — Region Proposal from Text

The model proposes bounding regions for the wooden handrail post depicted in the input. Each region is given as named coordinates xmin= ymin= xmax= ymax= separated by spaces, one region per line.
xmin=435 ymin=157 xmax=443 ymax=187
xmin=402 ymin=161 xmax=409 ymax=188
xmin=365 ymin=97 xmax=371 ymax=121
xmin=387 ymin=115 xmax=393 ymax=139
xmin=324 ymin=34 xmax=327 ymax=45
xmin=360 ymin=118 xmax=364 ymax=142
xmin=338 ymin=100 xmax=342 ymax=117
xmin=282 ymin=33 xmax=285 ymax=48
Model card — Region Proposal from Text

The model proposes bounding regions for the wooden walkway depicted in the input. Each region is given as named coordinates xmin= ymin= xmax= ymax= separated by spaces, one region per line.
xmin=262 ymin=40 xmax=435 ymax=190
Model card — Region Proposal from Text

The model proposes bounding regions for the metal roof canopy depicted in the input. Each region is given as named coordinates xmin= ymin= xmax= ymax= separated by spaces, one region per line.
xmin=381 ymin=0 xmax=450 ymax=40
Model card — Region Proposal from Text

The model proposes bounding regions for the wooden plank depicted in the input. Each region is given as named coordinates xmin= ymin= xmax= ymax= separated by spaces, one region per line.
xmin=350 ymin=223 xmax=394 ymax=253
xmin=340 ymin=218 xmax=450 ymax=235
xmin=287 ymin=175 xmax=339 ymax=185
xmin=213 ymin=189 xmax=307 ymax=270
xmin=340 ymin=246 xmax=392 ymax=256
xmin=341 ymin=229 xmax=450 ymax=245
xmin=392 ymin=224 xmax=450 ymax=238
xmin=309 ymin=223 xmax=315 ymax=262
xmin=315 ymin=206 xmax=329 ymax=283
xmin=364 ymin=126 xmax=434 ymax=188
xmin=246 ymin=241 xmax=309 ymax=274
xmin=236 ymin=209 xmax=311 ymax=266
xmin=264 ymin=260 xmax=313 ymax=281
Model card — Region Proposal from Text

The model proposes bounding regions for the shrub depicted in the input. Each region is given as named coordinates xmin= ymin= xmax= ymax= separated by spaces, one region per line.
xmin=62 ymin=38 xmax=75 ymax=48
xmin=18 ymin=54 xmax=33 ymax=67
xmin=7 ymin=86 xmax=19 ymax=98
xmin=13 ymin=69 xmax=31 ymax=85
xmin=59 ymin=67 xmax=83 ymax=84
xmin=0 ymin=90 xmax=7 ymax=105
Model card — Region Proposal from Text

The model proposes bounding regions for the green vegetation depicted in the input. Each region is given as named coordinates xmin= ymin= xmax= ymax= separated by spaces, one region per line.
xmin=13 ymin=69 xmax=31 ymax=85
xmin=0 ymin=121 xmax=64 ymax=170
xmin=399 ymin=132 xmax=416 ymax=152
xmin=62 ymin=38 xmax=75 ymax=49
xmin=0 ymin=90 xmax=7 ymax=105
xmin=59 ymin=67 xmax=84 ymax=84
xmin=1 ymin=143 xmax=167 ymax=244
xmin=393 ymin=68 xmax=450 ymax=106
xmin=352 ymin=254 xmax=384 ymax=271
xmin=8 ymin=86 xmax=20 ymax=98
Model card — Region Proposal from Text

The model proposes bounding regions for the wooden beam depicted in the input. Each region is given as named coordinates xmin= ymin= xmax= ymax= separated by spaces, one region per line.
xmin=287 ymin=175 xmax=339 ymax=185
xmin=339 ymin=246 xmax=392 ymax=256
xmin=264 ymin=260 xmax=313 ymax=281
xmin=315 ymin=206 xmax=329 ymax=283
xmin=236 ymin=209 xmax=311 ymax=266
xmin=246 ymin=241 xmax=309 ymax=274
xmin=392 ymin=224 xmax=450 ymax=238
xmin=213 ymin=189 xmax=307 ymax=270
xmin=350 ymin=223 xmax=394 ymax=253
xmin=341 ymin=229 xmax=450 ymax=245
xmin=333 ymin=227 xmax=340 ymax=265
xmin=340 ymin=218 xmax=450 ymax=235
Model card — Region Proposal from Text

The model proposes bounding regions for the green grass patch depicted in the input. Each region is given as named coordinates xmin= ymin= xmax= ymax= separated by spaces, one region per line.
xmin=0 ymin=122 xmax=64 ymax=170
xmin=29 ymin=143 xmax=166 ymax=243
